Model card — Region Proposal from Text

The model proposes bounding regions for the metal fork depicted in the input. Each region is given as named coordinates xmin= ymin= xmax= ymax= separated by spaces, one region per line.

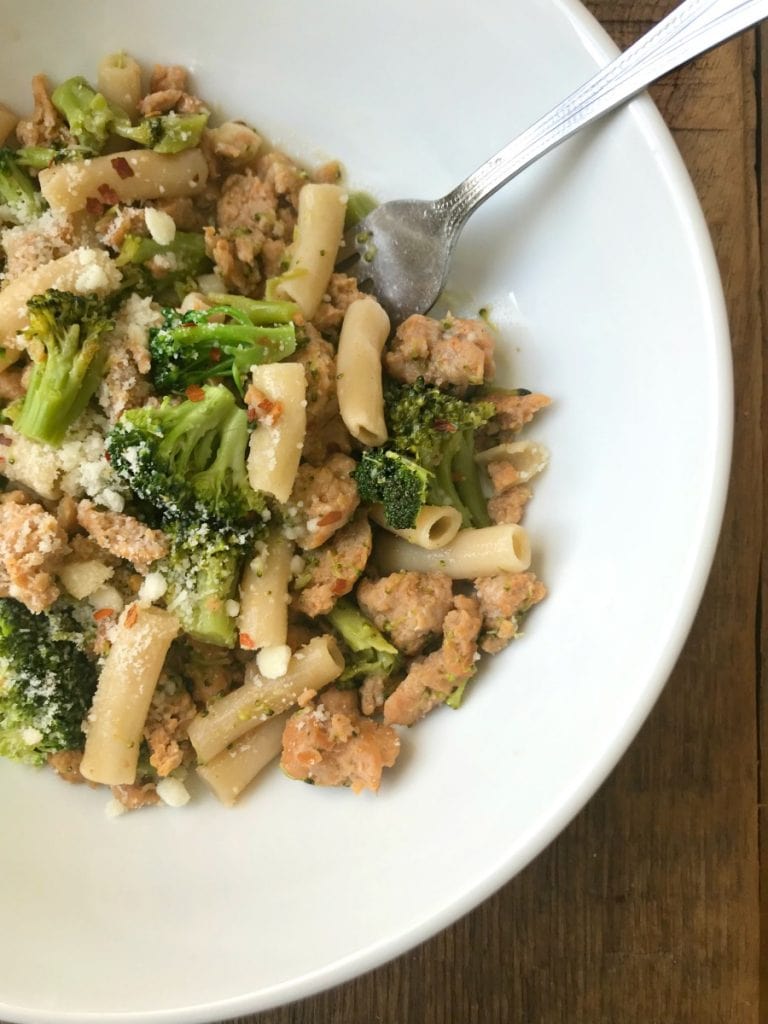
xmin=337 ymin=0 xmax=767 ymax=324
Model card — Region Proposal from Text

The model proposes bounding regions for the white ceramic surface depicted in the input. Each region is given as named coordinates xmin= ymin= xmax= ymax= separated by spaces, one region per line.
xmin=0 ymin=1 xmax=732 ymax=1021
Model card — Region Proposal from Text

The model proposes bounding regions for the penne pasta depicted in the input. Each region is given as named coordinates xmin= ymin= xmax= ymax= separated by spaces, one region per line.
xmin=277 ymin=183 xmax=347 ymax=319
xmin=39 ymin=148 xmax=209 ymax=214
xmin=246 ymin=363 xmax=306 ymax=503
xmin=374 ymin=523 xmax=531 ymax=579
xmin=97 ymin=52 xmax=143 ymax=115
xmin=188 ymin=635 xmax=343 ymax=763
xmin=237 ymin=531 xmax=293 ymax=650
xmin=336 ymin=296 xmax=390 ymax=446
xmin=79 ymin=605 xmax=180 ymax=786
xmin=369 ymin=504 xmax=462 ymax=549
xmin=196 ymin=712 xmax=288 ymax=806
xmin=0 ymin=247 xmax=122 ymax=358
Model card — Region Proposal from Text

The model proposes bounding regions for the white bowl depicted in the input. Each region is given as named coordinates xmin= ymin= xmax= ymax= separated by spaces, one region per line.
xmin=0 ymin=1 xmax=731 ymax=1021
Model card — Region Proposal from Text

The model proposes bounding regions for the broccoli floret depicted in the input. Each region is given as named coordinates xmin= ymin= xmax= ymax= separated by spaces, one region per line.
xmin=353 ymin=449 xmax=431 ymax=530
xmin=51 ymin=76 xmax=120 ymax=152
xmin=14 ymin=145 xmax=96 ymax=170
xmin=115 ymin=230 xmax=212 ymax=304
xmin=353 ymin=379 xmax=494 ymax=530
xmin=51 ymin=76 xmax=208 ymax=155
xmin=0 ymin=598 xmax=98 ymax=765
xmin=0 ymin=147 xmax=45 ymax=224
xmin=15 ymin=289 xmax=115 ymax=447
xmin=325 ymin=597 xmax=400 ymax=686
xmin=149 ymin=301 xmax=297 ymax=395
xmin=385 ymin=379 xmax=494 ymax=528
xmin=114 ymin=112 xmax=209 ymax=154
xmin=106 ymin=383 xmax=263 ymax=525
xmin=162 ymin=519 xmax=252 ymax=648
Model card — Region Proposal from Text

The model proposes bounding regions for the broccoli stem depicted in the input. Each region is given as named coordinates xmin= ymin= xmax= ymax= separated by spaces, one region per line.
xmin=114 ymin=112 xmax=208 ymax=153
xmin=166 ymin=535 xmax=242 ymax=647
xmin=51 ymin=76 xmax=120 ymax=151
xmin=163 ymin=321 xmax=294 ymax=350
xmin=16 ymin=322 xmax=109 ymax=447
xmin=452 ymin=428 xmax=491 ymax=528
xmin=205 ymin=293 xmax=297 ymax=324
xmin=429 ymin=433 xmax=473 ymax=528
xmin=0 ymin=148 xmax=45 ymax=224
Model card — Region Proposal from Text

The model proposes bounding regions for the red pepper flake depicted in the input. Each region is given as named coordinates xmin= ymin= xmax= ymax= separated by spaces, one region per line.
xmin=247 ymin=407 xmax=257 ymax=422
xmin=85 ymin=196 xmax=105 ymax=216
xmin=124 ymin=604 xmax=139 ymax=629
xmin=185 ymin=384 xmax=206 ymax=402
xmin=97 ymin=183 xmax=121 ymax=205
xmin=239 ymin=632 xmax=256 ymax=650
xmin=317 ymin=510 xmax=343 ymax=527
xmin=0 ymin=436 xmax=12 ymax=447
xmin=104 ymin=451 xmax=111 ymax=462
xmin=433 ymin=419 xmax=457 ymax=433
xmin=209 ymin=347 xmax=222 ymax=364
xmin=93 ymin=608 xmax=114 ymax=622
xmin=331 ymin=578 xmax=349 ymax=596
xmin=111 ymin=156 xmax=135 ymax=179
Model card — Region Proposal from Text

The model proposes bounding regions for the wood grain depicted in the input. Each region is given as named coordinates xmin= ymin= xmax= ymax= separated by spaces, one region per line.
xmin=233 ymin=5 xmax=763 ymax=1023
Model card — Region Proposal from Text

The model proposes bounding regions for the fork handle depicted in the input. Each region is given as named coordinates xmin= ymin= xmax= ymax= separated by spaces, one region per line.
xmin=440 ymin=0 xmax=767 ymax=229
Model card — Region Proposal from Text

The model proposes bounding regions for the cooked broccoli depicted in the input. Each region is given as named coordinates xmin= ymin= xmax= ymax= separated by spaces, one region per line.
xmin=51 ymin=75 xmax=208 ymax=155
xmin=14 ymin=144 xmax=96 ymax=170
xmin=385 ymin=379 xmax=494 ymax=527
xmin=352 ymin=379 xmax=494 ymax=530
xmin=15 ymin=289 xmax=115 ymax=447
xmin=115 ymin=231 xmax=212 ymax=304
xmin=51 ymin=76 xmax=119 ymax=152
xmin=149 ymin=301 xmax=297 ymax=394
xmin=0 ymin=148 xmax=45 ymax=224
xmin=0 ymin=598 xmax=98 ymax=765
xmin=353 ymin=449 xmax=431 ymax=531
xmin=325 ymin=597 xmax=400 ymax=687
xmin=114 ymin=111 xmax=209 ymax=154
xmin=162 ymin=519 xmax=252 ymax=648
xmin=106 ymin=383 xmax=263 ymax=525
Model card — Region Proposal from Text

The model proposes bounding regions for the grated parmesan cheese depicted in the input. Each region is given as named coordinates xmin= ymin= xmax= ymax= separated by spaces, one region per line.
xmin=256 ymin=644 xmax=292 ymax=679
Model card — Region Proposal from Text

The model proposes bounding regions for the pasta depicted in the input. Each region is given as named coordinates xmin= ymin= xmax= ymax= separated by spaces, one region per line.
xmin=188 ymin=635 xmax=344 ymax=763
xmin=237 ymin=531 xmax=293 ymax=649
xmin=336 ymin=296 xmax=390 ymax=446
xmin=246 ymin=363 xmax=307 ymax=503
xmin=369 ymin=504 xmax=462 ymax=549
xmin=196 ymin=712 xmax=288 ymax=806
xmin=374 ymin=524 xmax=532 ymax=579
xmin=0 ymin=53 xmax=550 ymax=811
xmin=79 ymin=605 xmax=180 ymax=786
xmin=97 ymin=52 xmax=143 ymax=115
xmin=39 ymin=148 xmax=209 ymax=214
xmin=277 ymin=183 xmax=348 ymax=318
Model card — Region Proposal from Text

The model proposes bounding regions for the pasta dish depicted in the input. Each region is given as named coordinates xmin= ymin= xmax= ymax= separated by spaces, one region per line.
xmin=0 ymin=56 xmax=549 ymax=812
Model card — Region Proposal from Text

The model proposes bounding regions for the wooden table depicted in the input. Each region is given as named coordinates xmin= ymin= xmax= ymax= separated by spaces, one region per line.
xmin=234 ymin=3 xmax=764 ymax=1023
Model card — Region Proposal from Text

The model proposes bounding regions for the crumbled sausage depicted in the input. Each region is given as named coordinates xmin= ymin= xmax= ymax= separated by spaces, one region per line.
xmin=385 ymin=314 xmax=495 ymax=394
xmin=481 ymin=391 xmax=552 ymax=443
xmin=0 ymin=368 xmax=26 ymax=402
xmin=281 ymin=687 xmax=400 ymax=792
xmin=149 ymin=65 xmax=188 ymax=93
xmin=77 ymin=499 xmax=168 ymax=571
xmin=2 ymin=211 xmax=77 ymax=281
xmin=356 ymin=571 xmax=454 ymax=656
xmin=111 ymin=783 xmax=160 ymax=810
xmin=312 ymin=274 xmax=365 ymax=334
xmin=288 ymin=453 xmax=360 ymax=550
xmin=48 ymin=750 xmax=89 ymax=785
xmin=293 ymin=325 xmax=339 ymax=430
xmin=0 ymin=500 xmax=69 ymax=612
xmin=292 ymin=511 xmax=372 ymax=618
xmin=473 ymin=571 xmax=547 ymax=654
xmin=359 ymin=674 xmax=388 ymax=716
xmin=383 ymin=595 xmax=482 ymax=726
xmin=488 ymin=484 xmax=533 ymax=525
xmin=143 ymin=686 xmax=196 ymax=777
xmin=96 ymin=206 xmax=147 ymax=251
xmin=299 ymin=414 xmax=353 ymax=467
xmin=15 ymin=74 xmax=67 ymax=148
